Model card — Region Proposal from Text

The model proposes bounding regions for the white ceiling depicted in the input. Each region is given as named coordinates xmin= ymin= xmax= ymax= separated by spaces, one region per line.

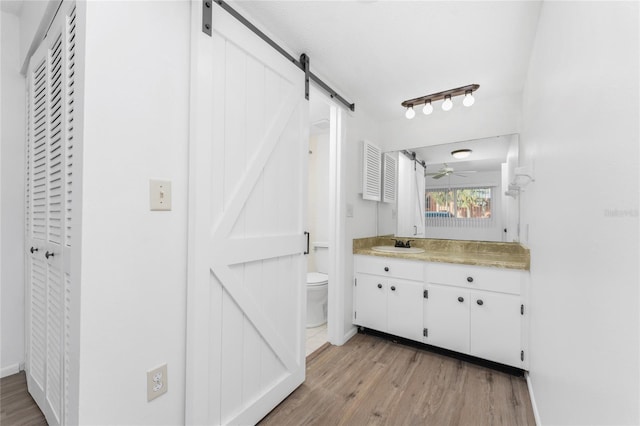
xmin=236 ymin=0 xmax=542 ymax=122
xmin=0 ymin=0 xmax=23 ymax=16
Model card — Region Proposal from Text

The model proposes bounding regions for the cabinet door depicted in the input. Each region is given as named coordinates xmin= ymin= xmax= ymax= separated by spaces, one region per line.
xmin=470 ymin=291 xmax=521 ymax=367
xmin=387 ymin=279 xmax=423 ymax=341
xmin=354 ymin=274 xmax=387 ymax=332
xmin=424 ymin=284 xmax=470 ymax=354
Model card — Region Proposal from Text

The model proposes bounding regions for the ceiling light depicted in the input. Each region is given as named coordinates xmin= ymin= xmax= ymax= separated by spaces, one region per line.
xmin=422 ymin=100 xmax=433 ymax=115
xmin=405 ymin=105 xmax=415 ymax=119
xmin=442 ymin=95 xmax=453 ymax=111
xmin=463 ymin=90 xmax=475 ymax=107
xmin=451 ymin=149 xmax=472 ymax=159
xmin=400 ymin=84 xmax=479 ymax=118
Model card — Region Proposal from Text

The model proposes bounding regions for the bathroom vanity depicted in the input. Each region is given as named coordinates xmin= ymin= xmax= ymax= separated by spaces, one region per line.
xmin=352 ymin=237 xmax=530 ymax=369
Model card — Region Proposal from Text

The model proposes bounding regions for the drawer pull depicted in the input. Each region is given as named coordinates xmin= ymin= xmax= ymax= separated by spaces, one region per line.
xmin=467 ymin=276 xmax=474 ymax=283
xmin=384 ymin=267 xmax=389 ymax=272
xmin=457 ymin=297 xmax=464 ymax=303
xmin=45 ymin=251 xmax=54 ymax=259
xmin=30 ymin=247 xmax=38 ymax=254
xmin=390 ymin=286 xmax=396 ymax=291
xmin=476 ymin=299 xmax=484 ymax=306
xmin=377 ymin=283 xmax=382 ymax=289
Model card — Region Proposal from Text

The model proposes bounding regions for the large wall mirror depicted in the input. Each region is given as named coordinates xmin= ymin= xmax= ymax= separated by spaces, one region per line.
xmin=377 ymin=134 xmax=520 ymax=242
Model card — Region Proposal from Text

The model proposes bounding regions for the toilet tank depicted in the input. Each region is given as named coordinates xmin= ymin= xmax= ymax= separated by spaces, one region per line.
xmin=313 ymin=242 xmax=329 ymax=274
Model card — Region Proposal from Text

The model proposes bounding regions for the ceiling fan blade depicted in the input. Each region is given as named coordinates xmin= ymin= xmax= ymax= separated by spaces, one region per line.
xmin=431 ymin=173 xmax=446 ymax=179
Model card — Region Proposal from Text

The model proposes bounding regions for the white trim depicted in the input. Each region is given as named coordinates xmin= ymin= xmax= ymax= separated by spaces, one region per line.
xmin=1 ymin=363 xmax=22 ymax=378
xmin=526 ymin=372 xmax=542 ymax=426
xmin=341 ymin=326 xmax=358 ymax=345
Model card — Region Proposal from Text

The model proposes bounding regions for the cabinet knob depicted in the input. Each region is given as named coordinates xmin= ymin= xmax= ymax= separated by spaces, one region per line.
xmin=384 ymin=267 xmax=389 ymax=272
xmin=377 ymin=283 xmax=382 ymax=289
xmin=476 ymin=299 xmax=484 ymax=306
xmin=45 ymin=251 xmax=54 ymax=259
xmin=467 ymin=276 xmax=474 ymax=283
xmin=457 ymin=297 xmax=464 ymax=303
xmin=30 ymin=247 xmax=38 ymax=254
xmin=390 ymin=286 xmax=396 ymax=291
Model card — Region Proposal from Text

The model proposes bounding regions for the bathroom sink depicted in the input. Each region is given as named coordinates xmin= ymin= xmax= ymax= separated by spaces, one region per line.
xmin=371 ymin=246 xmax=425 ymax=254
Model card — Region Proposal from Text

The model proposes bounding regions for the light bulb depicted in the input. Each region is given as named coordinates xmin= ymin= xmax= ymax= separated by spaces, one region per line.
xmin=442 ymin=96 xmax=453 ymax=111
xmin=463 ymin=91 xmax=475 ymax=107
xmin=405 ymin=106 xmax=415 ymax=119
xmin=422 ymin=101 xmax=433 ymax=115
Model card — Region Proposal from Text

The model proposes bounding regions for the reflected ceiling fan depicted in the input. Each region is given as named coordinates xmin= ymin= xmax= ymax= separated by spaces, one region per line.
xmin=427 ymin=163 xmax=477 ymax=179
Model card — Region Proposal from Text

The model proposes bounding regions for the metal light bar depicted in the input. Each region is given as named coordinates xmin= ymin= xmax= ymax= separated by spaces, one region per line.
xmin=209 ymin=0 xmax=356 ymax=112
xmin=401 ymin=84 xmax=480 ymax=108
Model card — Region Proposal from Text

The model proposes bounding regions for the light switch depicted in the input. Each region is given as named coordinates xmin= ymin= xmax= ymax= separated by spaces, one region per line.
xmin=346 ymin=203 xmax=354 ymax=218
xmin=150 ymin=180 xmax=172 ymax=211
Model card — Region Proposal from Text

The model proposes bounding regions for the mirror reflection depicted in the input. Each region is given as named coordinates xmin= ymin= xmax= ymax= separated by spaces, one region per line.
xmin=378 ymin=134 xmax=520 ymax=242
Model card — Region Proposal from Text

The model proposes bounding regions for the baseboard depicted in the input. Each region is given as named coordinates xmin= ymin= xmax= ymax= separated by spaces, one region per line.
xmin=1 ymin=363 xmax=21 ymax=378
xmin=526 ymin=372 xmax=542 ymax=426
xmin=341 ymin=326 xmax=357 ymax=345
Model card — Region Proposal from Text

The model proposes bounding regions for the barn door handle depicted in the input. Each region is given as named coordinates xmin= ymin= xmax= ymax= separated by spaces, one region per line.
xmin=30 ymin=247 xmax=39 ymax=254
xmin=304 ymin=231 xmax=310 ymax=255
xmin=45 ymin=251 xmax=54 ymax=259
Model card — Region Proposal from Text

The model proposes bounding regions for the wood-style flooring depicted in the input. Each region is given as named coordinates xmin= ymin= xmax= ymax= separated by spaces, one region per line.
xmin=260 ymin=332 xmax=535 ymax=426
xmin=0 ymin=334 xmax=534 ymax=426
xmin=0 ymin=371 xmax=47 ymax=426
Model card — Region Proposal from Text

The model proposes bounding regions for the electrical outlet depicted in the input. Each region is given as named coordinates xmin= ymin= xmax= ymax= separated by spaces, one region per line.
xmin=147 ymin=364 xmax=168 ymax=401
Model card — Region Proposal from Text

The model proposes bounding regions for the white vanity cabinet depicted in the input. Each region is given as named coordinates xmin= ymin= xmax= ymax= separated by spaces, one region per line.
xmin=353 ymin=255 xmax=424 ymax=341
xmin=424 ymin=263 xmax=526 ymax=368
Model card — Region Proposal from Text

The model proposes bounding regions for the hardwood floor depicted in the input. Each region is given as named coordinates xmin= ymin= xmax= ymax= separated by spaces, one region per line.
xmin=0 ymin=371 xmax=47 ymax=426
xmin=260 ymin=333 xmax=535 ymax=426
xmin=0 ymin=335 xmax=534 ymax=426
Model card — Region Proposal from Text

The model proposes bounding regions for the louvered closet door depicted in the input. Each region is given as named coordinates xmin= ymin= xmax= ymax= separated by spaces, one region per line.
xmin=187 ymin=6 xmax=308 ymax=425
xmin=25 ymin=5 xmax=76 ymax=426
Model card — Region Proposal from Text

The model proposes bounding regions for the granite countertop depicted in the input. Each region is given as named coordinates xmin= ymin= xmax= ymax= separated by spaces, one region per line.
xmin=353 ymin=236 xmax=530 ymax=270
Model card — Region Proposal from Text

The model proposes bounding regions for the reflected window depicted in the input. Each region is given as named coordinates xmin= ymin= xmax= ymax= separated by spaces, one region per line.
xmin=425 ymin=187 xmax=493 ymax=224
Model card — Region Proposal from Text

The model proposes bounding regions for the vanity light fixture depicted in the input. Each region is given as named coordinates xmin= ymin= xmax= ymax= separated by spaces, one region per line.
xmin=463 ymin=90 xmax=475 ymax=107
xmin=451 ymin=149 xmax=472 ymax=159
xmin=422 ymin=100 xmax=433 ymax=115
xmin=442 ymin=95 xmax=453 ymax=111
xmin=405 ymin=105 xmax=416 ymax=119
xmin=401 ymin=84 xmax=479 ymax=119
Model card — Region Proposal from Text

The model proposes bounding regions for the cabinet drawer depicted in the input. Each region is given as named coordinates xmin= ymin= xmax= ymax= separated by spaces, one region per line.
xmin=355 ymin=255 xmax=423 ymax=281
xmin=426 ymin=262 xmax=523 ymax=295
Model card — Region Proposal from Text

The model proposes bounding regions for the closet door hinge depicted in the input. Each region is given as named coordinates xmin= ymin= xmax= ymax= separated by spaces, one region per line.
xmin=202 ymin=0 xmax=212 ymax=36
xmin=521 ymin=350 xmax=524 ymax=361
xmin=521 ymin=304 xmax=524 ymax=315
xmin=354 ymin=278 xmax=357 ymax=287
xmin=354 ymin=311 xmax=357 ymax=320
xmin=423 ymin=289 xmax=428 ymax=299
xmin=423 ymin=328 xmax=428 ymax=337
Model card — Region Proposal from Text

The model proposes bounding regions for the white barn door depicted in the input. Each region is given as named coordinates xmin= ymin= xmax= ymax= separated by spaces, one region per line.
xmin=24 ymin=4 xmax=77 ymax=426
xmin=187 ymin=4 xmax=308 ymax=425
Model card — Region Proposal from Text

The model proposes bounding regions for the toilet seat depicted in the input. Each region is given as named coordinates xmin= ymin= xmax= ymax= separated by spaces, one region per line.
xmin=306 ymin=272 xmax=328 ymax=286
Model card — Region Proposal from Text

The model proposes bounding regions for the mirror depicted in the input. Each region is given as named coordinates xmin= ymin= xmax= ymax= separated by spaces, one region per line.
xmin=377 ymin=134 xmax=520 ymax=242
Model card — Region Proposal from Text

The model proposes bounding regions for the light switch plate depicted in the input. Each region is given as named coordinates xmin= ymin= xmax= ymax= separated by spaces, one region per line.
xmin=150 ymin=180 xmax=171 ymax=211
xmin=346 ymin=203 xmax=354 ymax=218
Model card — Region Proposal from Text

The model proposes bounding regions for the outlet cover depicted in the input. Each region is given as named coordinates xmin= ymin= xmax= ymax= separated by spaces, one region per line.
xmin=150 ymin=180 xmax=172 ymax=211
xmin=147 ymin=364 xmax=168 ymax=401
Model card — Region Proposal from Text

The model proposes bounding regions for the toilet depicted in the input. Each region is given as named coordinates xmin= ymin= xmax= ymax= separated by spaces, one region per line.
xmin=306 ymin=243 xmax=329 ymax=328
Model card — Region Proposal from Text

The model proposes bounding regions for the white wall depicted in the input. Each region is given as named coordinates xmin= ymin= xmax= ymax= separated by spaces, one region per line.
xmin=77 ymin=1 xmax=190 ymax=424
xmin=340 ymin=105 xmax=381 ymax=340
xmin=379 ymin=92 xmax=522 ymax=153
xmin=1 ymin=9 xmax=26 ymax=378
xmin=520 ymin=2 xmax=639 ymax=424
xmin=17 ymin=0 xmax=56 ymax=71
xmin=307 ymin=133 xmax=329 ymax=273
